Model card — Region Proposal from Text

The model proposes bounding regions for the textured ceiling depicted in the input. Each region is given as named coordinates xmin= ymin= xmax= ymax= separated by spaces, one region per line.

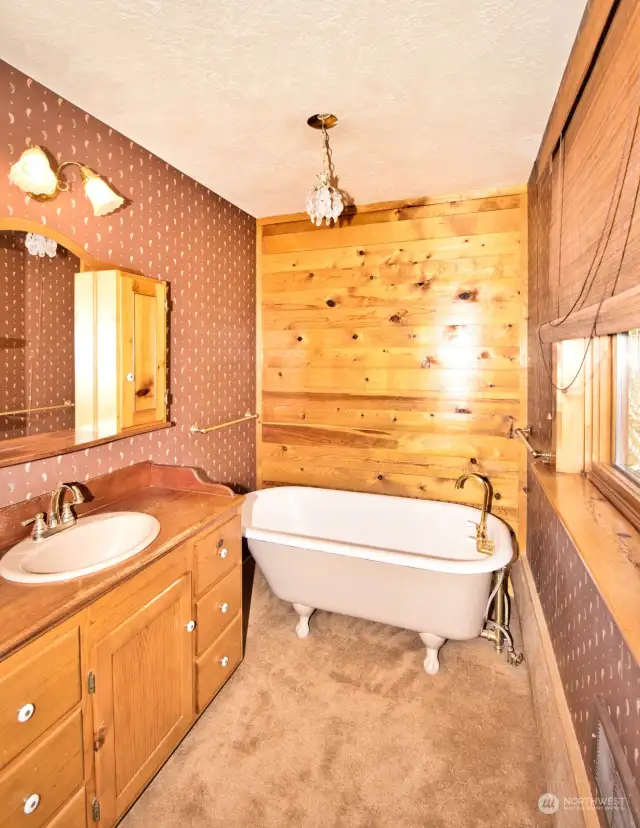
xmin=0 ymin=0 xmax=585 ymax=217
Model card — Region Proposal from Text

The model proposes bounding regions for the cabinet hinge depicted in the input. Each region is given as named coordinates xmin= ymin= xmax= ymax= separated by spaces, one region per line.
xmin=92 ymin=797 xmax=101 ymax=822
xmin=88 ymin=671 xmax=96 ymax=694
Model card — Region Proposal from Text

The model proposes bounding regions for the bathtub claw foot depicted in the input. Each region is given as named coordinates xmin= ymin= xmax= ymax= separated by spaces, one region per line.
xmin=419 ymin=633 xmax=446 ymax=675
xmin=293 ymin=603 xmax=314 ymax=639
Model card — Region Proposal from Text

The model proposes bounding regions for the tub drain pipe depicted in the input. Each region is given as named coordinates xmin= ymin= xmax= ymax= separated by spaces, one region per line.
xmin=481 ymin=567 xmax=524 ymax=667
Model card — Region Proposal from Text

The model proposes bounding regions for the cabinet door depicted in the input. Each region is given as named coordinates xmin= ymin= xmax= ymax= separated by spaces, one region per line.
xmin=75 ymin=270 xmax=167 ymax=435
xmin=91 ymin=575 xmax=193 ymax=826
xmin=120 ymin=274 xmax=167 ymax=429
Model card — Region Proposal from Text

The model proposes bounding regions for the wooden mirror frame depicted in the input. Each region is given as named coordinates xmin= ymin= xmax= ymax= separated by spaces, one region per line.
xmin=0 ymin=219 xmax=171 ymax=470
xmin=0 ymin=218 xmax=111 ymax=272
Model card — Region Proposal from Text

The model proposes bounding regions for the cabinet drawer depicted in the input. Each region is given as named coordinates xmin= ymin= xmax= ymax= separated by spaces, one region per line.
xmin=196 ymin=615 xmax=243 ymax=713
xmin=0 ymin=709 xmax=84 ymax=828
xmin=193 ymin=515 xmax=241 ymax=596
xmin=196 ymin=565 xmax=242 ymax=656
xmin=46 ymin=787 xmax=86 ymax=828
xmin=0 ymin=626 xmax=81 ymax=770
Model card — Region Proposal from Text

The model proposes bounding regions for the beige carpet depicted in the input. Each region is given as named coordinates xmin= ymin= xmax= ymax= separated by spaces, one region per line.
xmin=122 ymin=564 xmax=548 ymax=828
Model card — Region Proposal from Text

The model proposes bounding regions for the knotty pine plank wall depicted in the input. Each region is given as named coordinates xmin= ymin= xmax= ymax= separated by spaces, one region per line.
xmin=257 ymin=189 xmax=528 ymax=541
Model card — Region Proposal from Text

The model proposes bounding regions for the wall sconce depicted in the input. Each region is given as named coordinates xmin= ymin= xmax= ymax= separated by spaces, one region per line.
xmin=9 ymin=146 xmax=125 ymax=216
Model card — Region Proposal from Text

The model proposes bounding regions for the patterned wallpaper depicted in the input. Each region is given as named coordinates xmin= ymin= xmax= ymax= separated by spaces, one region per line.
xmin=0 ymin=59 xmax=256 ymax=506
xmin=0 ymin=231 xmax=77 ymax=438
xmin=0 ymin=232 xmax=25 ymax=440
xmin=527 ymin=163 xmax=554 ymax=453
xmin=527 ymin=467 xmax=640 ymax=791
xmin=24 ymin=244 xmax=76 ymax=435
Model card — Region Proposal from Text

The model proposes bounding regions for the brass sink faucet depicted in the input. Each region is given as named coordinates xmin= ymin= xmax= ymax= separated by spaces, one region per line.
xmin=454 ymin=473 xmax=494 ymax=556
xmin=22 ymin=483 xmax=85 ymax=541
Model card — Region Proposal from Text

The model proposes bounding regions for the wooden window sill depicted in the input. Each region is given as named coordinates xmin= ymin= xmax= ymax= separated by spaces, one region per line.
xmin=589 ymin=463 xmax=640 ymax=534
xmin=532 ymin=463 xmax=640 ymax=664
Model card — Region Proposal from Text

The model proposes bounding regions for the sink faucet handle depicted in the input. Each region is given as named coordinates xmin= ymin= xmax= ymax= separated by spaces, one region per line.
xmin=21 ymin=512 xmax=47 ymax=541
xmin=60 ymin=503 xmax=76 ymax=525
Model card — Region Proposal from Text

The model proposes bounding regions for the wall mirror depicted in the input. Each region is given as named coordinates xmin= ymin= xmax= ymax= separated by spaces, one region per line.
xmin=0 ymin=220 xmax=169 ymax=470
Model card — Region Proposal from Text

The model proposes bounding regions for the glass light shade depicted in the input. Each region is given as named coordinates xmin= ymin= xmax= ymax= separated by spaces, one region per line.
xmin=80 ymin=167 xmax=124 ymax=216
xmin=25 ymin=232 xmax=57 ymax=258
xmin=306 ymin=173 xmax=344 ymax=227
xmin=9 ymin=146 xmax=58 ymax=197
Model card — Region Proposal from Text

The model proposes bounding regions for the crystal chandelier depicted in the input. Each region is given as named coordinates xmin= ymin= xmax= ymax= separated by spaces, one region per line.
xmin=305 ymin=114 xmax=344 ymax=226
xmin=25 ymin=232 xmax=57 ymax=258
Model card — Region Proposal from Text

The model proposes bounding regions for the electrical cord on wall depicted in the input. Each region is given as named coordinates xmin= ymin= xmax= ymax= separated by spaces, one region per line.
xmin=536 ymin=81 xmax=640 ymax=394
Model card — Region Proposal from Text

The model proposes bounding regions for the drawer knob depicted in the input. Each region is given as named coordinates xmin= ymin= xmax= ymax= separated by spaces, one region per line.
xmin=24 ymin=794 xmax=40 ymax=815
xmin=185 ymin=620 xmax=196 ymax=633
xmin=220 ymin=656 xmax=229 ymax=668
xmin=218 ymin=547 xmax=228 ymax=559
xmin=220 ymin=602 xmax=229 ymax=614
xmin=17 ymin=703 xmax=35 ymax=723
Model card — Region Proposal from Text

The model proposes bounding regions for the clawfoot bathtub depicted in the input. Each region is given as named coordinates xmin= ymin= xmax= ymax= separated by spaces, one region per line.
xmin=242 ymin=486 xmax=513 ymax=674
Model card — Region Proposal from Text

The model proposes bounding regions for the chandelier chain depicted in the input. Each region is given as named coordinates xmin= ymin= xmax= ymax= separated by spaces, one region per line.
xmin=321 ymin=122 xmax=330 ymax=182
xmin=305 ymin=113 xmax=344 ymax=226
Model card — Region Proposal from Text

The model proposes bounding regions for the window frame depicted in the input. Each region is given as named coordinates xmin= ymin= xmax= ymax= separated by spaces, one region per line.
xmin=584 ymin=335 xmax=640 ymax=532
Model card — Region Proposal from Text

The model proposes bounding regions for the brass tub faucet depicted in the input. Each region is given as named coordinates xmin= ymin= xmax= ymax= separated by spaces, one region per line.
xmin=454 ymin=473 xmax=494 ymax=556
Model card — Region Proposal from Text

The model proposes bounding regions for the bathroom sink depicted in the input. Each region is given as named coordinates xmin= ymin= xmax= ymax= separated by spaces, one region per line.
xmin=0 ymin=512 xmax=161 ymax=585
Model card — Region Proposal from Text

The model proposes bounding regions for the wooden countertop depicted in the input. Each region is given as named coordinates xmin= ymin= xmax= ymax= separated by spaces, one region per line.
xmin=0 ymin=463 xmax=244 ymax=660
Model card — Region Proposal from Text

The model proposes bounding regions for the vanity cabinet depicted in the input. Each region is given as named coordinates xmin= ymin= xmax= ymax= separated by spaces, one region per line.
xmin=89 ymin=563 xmax=193 ymax=826
xmin=191 ymin=516 xmax=243 ymax=713
xmin=75 ymin=270 xmax=168 ymax=436
xmin=0 ymin=476 xmax=244 ymax=828
xmin=0 ymin=615 xmax=87 ymax=828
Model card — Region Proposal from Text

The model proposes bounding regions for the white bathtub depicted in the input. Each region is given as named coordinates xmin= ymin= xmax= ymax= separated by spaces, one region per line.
xmin=242 ymin=486 xmax=514 ymax=674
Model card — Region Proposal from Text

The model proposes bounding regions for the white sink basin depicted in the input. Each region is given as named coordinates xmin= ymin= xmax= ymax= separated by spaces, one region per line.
xmin=0 ymin=512 xmax=161 ymax=584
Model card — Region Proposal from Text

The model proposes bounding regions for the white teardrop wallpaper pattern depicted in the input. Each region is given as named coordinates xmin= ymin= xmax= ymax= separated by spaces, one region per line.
xmin=0 ymin=60 xmax=256 ymax=506
xmin=528 ymin=470 xmax=640 ymax=791
xmin=0 ymin=232 xmax=25 ymax=439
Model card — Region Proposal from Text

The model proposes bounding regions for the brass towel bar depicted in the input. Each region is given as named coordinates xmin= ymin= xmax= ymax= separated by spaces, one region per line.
xmin=190 ymin=411 xmax=259 ymax=435
xmin=0 ymin=400 xmax=74 ymax=417
xmin=513 ymin=426 xmax=554 ymax=462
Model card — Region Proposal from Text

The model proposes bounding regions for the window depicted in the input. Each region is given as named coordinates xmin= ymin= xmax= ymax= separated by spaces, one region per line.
xmin=614 ymin=330 xmax=640 ymax=481
xmin=553 ymin=335 xmax=640 ymax=531
xmin=579 ymin=334 xmax=640 ymax=533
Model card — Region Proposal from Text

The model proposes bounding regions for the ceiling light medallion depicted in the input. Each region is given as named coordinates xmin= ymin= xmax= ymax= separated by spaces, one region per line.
xmin=305 ymin=114 xmax=344 ymax=227
xmin=9 ymin=146 xmax=125 ymax=216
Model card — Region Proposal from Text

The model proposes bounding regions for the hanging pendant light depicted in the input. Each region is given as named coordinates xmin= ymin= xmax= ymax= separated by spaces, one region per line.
xmin=305 ymin=114 xmax=344 ymax=226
